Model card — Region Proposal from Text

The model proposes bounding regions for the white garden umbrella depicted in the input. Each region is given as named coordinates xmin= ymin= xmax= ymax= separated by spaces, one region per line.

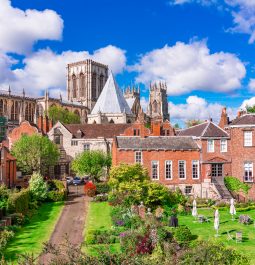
xmin=214 ymin=209 xmax=220 ymax=237
xmin=192 ymin=199 xmax=198 ymax=217
xmin=230 ymin=198 xmax=236 ymax=220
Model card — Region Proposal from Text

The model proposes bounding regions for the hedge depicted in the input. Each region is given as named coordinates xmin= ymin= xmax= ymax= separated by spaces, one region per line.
xmin=7 ymin=189 xmax=30 ymax=214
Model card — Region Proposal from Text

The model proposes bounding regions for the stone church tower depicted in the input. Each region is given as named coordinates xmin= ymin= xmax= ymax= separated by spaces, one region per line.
xmin=67 ymin=59 xmax=108 ymax=110
xmin=124 ymin=85 xmax=141 ymax=118
xmin=147 ymin=82 xmax=169 ymax=121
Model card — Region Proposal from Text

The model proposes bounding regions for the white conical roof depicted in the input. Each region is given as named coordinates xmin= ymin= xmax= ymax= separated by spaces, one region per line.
xmin=91 ymin=72 xmax=132 ymax=114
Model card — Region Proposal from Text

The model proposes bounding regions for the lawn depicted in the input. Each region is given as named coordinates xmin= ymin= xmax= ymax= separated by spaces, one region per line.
xmin=179 ymin=208 xmax=255 ymax=262
xmin=83 ymin=201 xmax=120 ymax=255
xmin=4 ymin=201 xmax=64 ymax=263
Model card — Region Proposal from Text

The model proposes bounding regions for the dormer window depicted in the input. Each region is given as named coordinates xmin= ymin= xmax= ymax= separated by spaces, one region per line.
xmin=54 ymin=135 xmax=61 ymax=145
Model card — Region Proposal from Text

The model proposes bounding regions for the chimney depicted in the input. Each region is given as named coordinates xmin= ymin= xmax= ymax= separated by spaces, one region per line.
xmin=151 ymin=119 xmax=161 ymax=136
xmin=219 ymin=107 xmax=228 ymax=129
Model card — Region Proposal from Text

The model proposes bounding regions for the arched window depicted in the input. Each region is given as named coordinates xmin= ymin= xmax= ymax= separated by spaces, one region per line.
xmin=0 ymin=100 xmax=3 ymax=116
xmin=14 ymin=101 xmax=19 ymax=120
xmin=11 ymin=101 xmax=15 ymax=120
xmin=37 ymin=104 xmax=44 ymax=117
xmin=72 ymin=74 xmax=77 ymax=98
xmin=80 ymin=73 xmax=85 ymax=97
xmin=152 ymin=100 xmax=158 ymax=113
xmin=99 ymin=75 xmax=104 ymax=93
xmin=92 ymin=73 xmax=97 ymax=99
xmin=109 ymin=119 xmax=114 ymax=124
xmin=25 ymin=104 xmax=29 ymax=121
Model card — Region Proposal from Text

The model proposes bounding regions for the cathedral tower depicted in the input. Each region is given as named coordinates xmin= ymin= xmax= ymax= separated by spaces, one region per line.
xmin=147 ymin=82 xmax=169 ymax=121
xmin=124 ymin=85 xmax=141 ymax=117
xmin=67 ymin=59 xmax=108 ymax=110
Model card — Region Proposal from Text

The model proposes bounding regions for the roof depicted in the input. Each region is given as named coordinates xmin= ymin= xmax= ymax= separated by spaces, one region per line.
xmin=230 ymin=114 xmax=255 ymax=126
xmin=116 ymin=136 xmax=199 ymax=150
xmin=63 ymin=123 xmax=131 ymax=139
xmin=91 ymin=72 xmax=132 ymax=115
xmin=178 ymin=122 xmax=229 ymax=138
xmin=126 ymin=98 xmax=136 ymax=110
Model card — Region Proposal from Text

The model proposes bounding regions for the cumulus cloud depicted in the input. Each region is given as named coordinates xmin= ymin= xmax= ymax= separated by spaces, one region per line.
xmin=0 ymin=45 xmax=127 ymax=96
xmin=240 ymin=96 xmax=255 ymax=109
xmin=133 ymin=40 xmax=246 ymax=95
xmin=248 ymin=78 xmax=255 ymax=91
xmin=169 ymin=95 xmax=236 ymax=123
xmin=0 ymin=0 xmax=63 ymax=54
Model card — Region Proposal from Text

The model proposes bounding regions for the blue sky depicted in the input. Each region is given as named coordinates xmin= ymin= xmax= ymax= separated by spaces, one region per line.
xmin=2 ymin=0 xmax=255 ymax=124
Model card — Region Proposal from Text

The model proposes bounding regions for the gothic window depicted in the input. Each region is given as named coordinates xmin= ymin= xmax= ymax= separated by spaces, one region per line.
xmin=80 ymin=73 xmax=85 ymax=97
xmin=109 ymin=119 xmax=114 ymax=124
xmin=72 ymin=74 xmax=77 ymax=98
xmin=152 ymin=100 xmax=158 ymax=113
xmin=11 ymin=101 xmax=15 ymax=120
xmin=37 ymin=104 xmax=44 ymax=117
xmin=14 ymin=101 xmax=18 ymax=120
xmin=92 ymin=73 xmax=97 ymax=99
xmin=0 ymin=100 xmax=3 ymax=116
xmin=99 ymin=75 xmax=104 ymax=93
xmin=25 ymin=104 xmax=29 ymax=121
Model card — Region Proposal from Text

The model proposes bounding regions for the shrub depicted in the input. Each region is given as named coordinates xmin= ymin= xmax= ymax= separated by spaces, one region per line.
xmin=95 ymin=182 xmax=110 ymax=194
xmin=0 ymin=230 xmax=14 ymax=254
xmin=173 ymin=226 xmax=193 ymax=245
xmin=84 ymin=182 xmax=96 ymax=197
xmin=47 ymin=180 xmax=66 ymax=202
xmin=29 ymin=172 xmax=48 ymax=201
xmin=85 ymin=229 xmax=120 ymax=245
xmin=224 ymin=176 xmax=251 ymax=195
xmin=0 ymin=185 xmax=10 ymax=210
xmin=10 ymin=213 xmax=26 ymax=226
xmin=93 ymin=194 xmax=108 ymax=202
xmin=179 ymin=241 xmax=250 ymax=265
xmin=7 ymin=189 xmax=30 ymax=214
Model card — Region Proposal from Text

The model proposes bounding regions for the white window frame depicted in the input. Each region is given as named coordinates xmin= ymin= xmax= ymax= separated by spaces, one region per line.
xmin=178 ymin=160 xmax=186 ymax=179
xmin=220 ymin=139 xmax=227 ymax=153
xmin=244 ymin=162 xmax=253 ymax=182
xmin=134 ymin=151 xmax=142 ymax=164
xmin=151 ymin=160 xmax=159 ymax=180
xmin=83 ymin=143 xmax=90 ymax=151
xmin=165 ymin=160 xmax=172 ymax=180
xmin=207 ymin=139 xmax=214 ymax=153
xmin=192 ymin=160 xmax=199 ymax=179
xmin=244 ymin=131 xmax=252 ymax=147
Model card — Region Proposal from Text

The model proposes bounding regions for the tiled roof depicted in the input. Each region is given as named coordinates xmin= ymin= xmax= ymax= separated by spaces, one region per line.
xmin=230 ymin=114 xmax=255 ymax=126
xmin=178 ymin=122 xmax=229 ymax=138
xmin=116 ymin=136 xmax=199 ymax=150
xmin=63 ymin=123 xmax=131 ymax=139
xmin=91 ymin=72 xmax=132 ymax=115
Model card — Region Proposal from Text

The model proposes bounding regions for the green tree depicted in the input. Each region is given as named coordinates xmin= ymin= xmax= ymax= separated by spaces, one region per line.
xmin=11 ymin=134 xmax=59 ymax=174
xmin=29 ymin=172 xmax=48 ymax=201
xmin=246 ymin=105 xmax=255 ymax=113
xmin=174 ymin=123 xmax=180 ymax=129
xmin=71 ymin=150 xmax=111 ymax=182
xmin=185 ymin=119 xmax=203 ymax=128
xmin=48 ymin=105 xmax=80 ymax=124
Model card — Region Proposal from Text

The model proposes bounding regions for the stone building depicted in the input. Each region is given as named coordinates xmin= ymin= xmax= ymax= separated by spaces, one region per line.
xmin=124 ymin=86 xmax=141 ymax=118
xmin=87 ymin=72 xmax=136 ymax=124
xmin=147 ymin=82 xmax=169 ymax=121
xmin=67 ymin=59 xmax=108 ymax=110
xmin=47 ymin=121 xmax=130 ymax=178
xmin=0 ymin=88 xmax=88 ymax=135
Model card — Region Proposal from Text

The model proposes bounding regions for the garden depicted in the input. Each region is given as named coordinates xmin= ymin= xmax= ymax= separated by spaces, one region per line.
xmin=81 ymin=163 xmax=254 ymax=265
xmin=0 ymin=173 xmax=66 ymax=263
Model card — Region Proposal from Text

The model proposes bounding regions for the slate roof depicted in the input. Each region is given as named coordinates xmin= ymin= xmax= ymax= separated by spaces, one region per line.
xmin=178 ymin=122 xmax=229 ymax=138
xmin=230 ymin=114 xmax=255 ymax=126
xmin=116 ymin=136 xmax=199 ymax=150
xmin=91 ymin=72 xmax=132 ymax=115
xmin=63 ymin=123 xmax=131 ymax=139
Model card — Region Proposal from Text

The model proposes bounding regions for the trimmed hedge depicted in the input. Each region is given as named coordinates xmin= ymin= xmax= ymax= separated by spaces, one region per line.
xmin=7 ymin=189 xmax=30 ymax=214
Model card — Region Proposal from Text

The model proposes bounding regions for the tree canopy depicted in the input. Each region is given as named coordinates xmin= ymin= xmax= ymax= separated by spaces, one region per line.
xmin=11 ymin=134 xmax=59 ymax=174
xmin=71 ymin=150 xmax=111 ymax=181
xmin=185 ymin=119 xmax=203 ymax=128
xmin=48 ymin=105 xmax=80 ymax=124
xmin=246 ymin=105 xmax=255 ymax=113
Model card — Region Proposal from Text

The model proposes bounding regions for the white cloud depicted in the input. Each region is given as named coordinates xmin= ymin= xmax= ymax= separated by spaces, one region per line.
xmin=169 ymin=95 xmax=236 ymax=123
xmin=248 ymin=78 xmax=255 ymax=91
xmin=133 ymin=40 xmax=246 ymax=95
xmin=240 ymin=96 xmax=255 ymax=109
xmin=0 ymin=45 xmax=127 ymax=96
xmin=0 ymin=0 xmax=63 ymax=54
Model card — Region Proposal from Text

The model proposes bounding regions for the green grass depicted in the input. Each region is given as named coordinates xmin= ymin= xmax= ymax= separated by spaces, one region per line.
xmin=4 ymin=201 xmax=64 ymax=263
xmin=83 ymin=201 xmax=120 ymax=255
xmin=180 ymin=208 xmax=255 ymax=263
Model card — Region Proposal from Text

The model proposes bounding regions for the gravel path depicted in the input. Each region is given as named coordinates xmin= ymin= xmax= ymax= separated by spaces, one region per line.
xmin=39 ymin=185 xmax=88 ymax=264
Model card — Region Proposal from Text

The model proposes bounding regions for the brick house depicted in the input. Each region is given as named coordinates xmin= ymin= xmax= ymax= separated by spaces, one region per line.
xmin=178 ymin=121 xmax=232 ymax=199
xmin=0 ymin=142 xmax=16 ymax=188
xmin=224 ymin=113 xmax=255 ymax=199
xmin=112 ymin=120 xmax=224 ymax=198
xmin=48 ymin=121 xmax=131 ymax=178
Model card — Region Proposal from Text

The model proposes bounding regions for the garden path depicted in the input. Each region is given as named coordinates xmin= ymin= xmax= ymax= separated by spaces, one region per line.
xmin=39 ymin=185 xmax=89 ymax=264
